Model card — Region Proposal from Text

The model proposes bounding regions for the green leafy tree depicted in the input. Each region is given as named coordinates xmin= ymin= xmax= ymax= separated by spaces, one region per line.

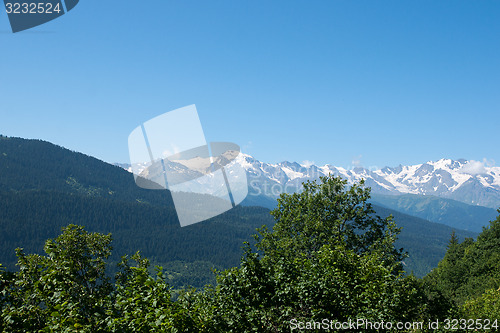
xmin=0 ymin=264 xmax=13 ymax=332
xmin=1 ymin=225 xmax=113 ymax=332
xmin=106 ymin=252 xmax=207 ymax=332
xmin=423 ymin=232 xmax=474 ymax=313
xmin=211 ymin=176 xmax=424 ymax=332
xmin=462 ymin=287 xmax=500 ymax=323
xmin=5 ymin=178 xmax=496 ymax=331
xmin=425 ymin=209 xmax=500 ymax=309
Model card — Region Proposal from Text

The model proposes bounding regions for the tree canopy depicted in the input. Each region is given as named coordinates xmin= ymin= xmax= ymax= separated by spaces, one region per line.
xmin=1 ymin=176 xmax=499 ymax=332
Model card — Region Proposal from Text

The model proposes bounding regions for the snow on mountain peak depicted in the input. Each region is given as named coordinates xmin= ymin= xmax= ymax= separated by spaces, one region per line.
xmin=117 ymin=154 xmax=500 ymax=209
xmin=235 ymin=154 xmax=500 ymax=208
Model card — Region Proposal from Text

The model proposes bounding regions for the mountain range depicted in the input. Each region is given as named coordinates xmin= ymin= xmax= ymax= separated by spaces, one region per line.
xmin=121 ymin=153 xmax=500 ymax=232
xmin=0 ymin=136 xmax=492 ymax=284
xmin=235 ymin=154 xmax=500 ymax=209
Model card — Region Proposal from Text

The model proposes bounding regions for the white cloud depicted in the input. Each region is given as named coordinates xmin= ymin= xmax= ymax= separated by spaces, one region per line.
xmin=459 ymin=158 xmax=493 ymax=175
xmin=301 ymin=160 xmax=315 ymax=168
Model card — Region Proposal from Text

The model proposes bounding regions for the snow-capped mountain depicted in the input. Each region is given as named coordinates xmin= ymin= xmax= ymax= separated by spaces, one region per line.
xmin=237 ymin=154 xmax=500 ymax=208
xmin=119 ymin=155 xmax=500 ymax=209
xmin=237 ymin=154 xmax=500 ymax=209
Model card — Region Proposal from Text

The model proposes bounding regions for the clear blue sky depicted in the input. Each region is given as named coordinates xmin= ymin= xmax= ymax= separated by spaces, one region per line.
xmin=1 ymin=0 xmax=499 ymax=169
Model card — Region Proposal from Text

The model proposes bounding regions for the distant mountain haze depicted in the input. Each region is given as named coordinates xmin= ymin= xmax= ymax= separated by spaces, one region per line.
xmin=121 ymin=153 xmax=499 ymax=232
xmin=0 ymin=136 xmax=487 ymax=283
xmin=122 ymin=153 xmax=500 ymax=209
xmin=232 ymin=154 xmax=500 ymax=209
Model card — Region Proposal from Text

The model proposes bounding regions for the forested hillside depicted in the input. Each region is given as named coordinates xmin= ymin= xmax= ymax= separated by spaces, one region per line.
xmin=371 ymin=193 xmax=498 ymax=232
xmin=425 ymin=212 xmax=500 ymax=315
xmin=0 ymin=188 xmax=273 ymax=287
xmin=1 ymin=176 xmax=498 ymax=332
xmin=0 ymin=136 xmax=478 ymax=285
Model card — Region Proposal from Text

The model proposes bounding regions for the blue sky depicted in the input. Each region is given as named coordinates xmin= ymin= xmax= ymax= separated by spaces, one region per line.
xmin=1 ymin=0 xmax=499 ymax=169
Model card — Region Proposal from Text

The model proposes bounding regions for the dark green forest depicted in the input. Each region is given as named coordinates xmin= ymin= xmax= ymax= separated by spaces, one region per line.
xmin=370 ymin=193 xmax=499 ymax=233
xmin=0 ymin=136 xmax=478 ymax=285
xmin=0 ymin=176 xmax=498 ymax=332
xmin=0 ymin=136 xmax=498 ymax=331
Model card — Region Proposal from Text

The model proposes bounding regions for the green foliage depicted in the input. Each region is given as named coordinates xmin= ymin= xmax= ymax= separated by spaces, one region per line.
xmin=262 ymin=177 xmax=405 ymax=266
xmin=1 ymin=225 xmax=113 ymax=332
xmin=0 ymin=224 xmax=216 ymax=332
xmin=420 ymin=209 xmax=500 ymax=333
xmin=0 ymin=136 xmax=478 ymax=285
xmin=462 ymin=287 xmax=500 ymax=321
xmin=210 ymin=176 xmax=424 ymax=332
xmin=0 ymin=170 xmax=498 ymax=331
xmin=107 ymin=252 xmax=203 ymax=332
xmin=0 ymin=264 xmax=13 ymax=332
xmin=0 ymin=137 xmax=273 ymax=288
xmin=425 ymin=210 xmax=500 ymax=307
xmin=0 ymin=189 xmax=273 ymax=289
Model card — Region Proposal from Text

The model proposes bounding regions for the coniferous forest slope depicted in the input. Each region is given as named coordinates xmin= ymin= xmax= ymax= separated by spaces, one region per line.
xmin=0 ymin=175 xmax=498 ymax=332
xmin=371 ymin=193 xmax=498 ymax=233
xmin=0 ymin=136 xmax=477 ymax=284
